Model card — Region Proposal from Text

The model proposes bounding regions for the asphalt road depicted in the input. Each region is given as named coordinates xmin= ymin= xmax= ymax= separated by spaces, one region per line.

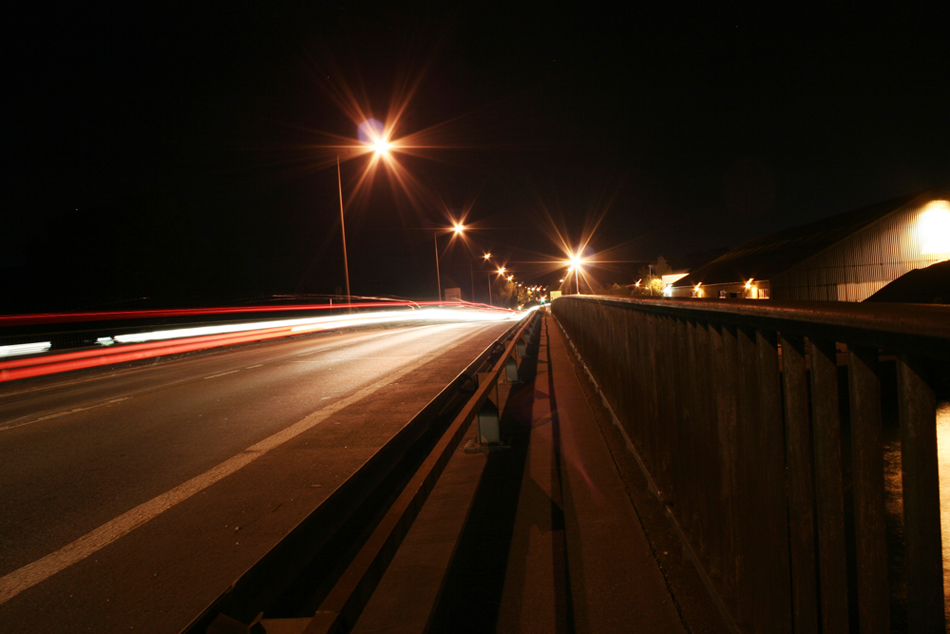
xmin=0 ymin=320 xmax=513 ymax=633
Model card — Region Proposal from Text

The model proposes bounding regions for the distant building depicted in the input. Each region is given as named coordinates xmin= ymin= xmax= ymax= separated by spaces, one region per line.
xmin=674 ymin=188 xmax=950 ymax=301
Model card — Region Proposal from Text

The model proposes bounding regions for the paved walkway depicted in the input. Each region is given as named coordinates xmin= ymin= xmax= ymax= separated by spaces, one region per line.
xmin=353 ymin=313 xmax=724 ymax=633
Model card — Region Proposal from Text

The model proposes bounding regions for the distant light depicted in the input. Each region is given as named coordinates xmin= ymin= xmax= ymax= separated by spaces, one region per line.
xmin=919 ymin=200 xmax=950 ymax=254
xmin=663 ymin=284 xmax=673 ymax=297
xmin=745 ymin=278 xmax=755 ymax=289
xmin=96 ymin=337 xmax=115 ymax=346
xmin=453 ymin=223 xmax=465 ymax=234
xmin=484 ymin=253 xmax=492 ymax=259
xmin=373 ymin=139 xmax=391 ymax=155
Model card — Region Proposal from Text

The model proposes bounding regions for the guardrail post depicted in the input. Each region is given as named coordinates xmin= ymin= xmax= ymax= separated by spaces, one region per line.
xmin=504 ymin=357 xmax=519 ymax=383
xmin=808 ymin=338 xmax=850 ymax=633
xmin=477 ymin=398 xmax=501 ymax=445
xmin=779 ymin=333 xmax=820 ymax=633
xmin=847 ymin=345 xmax=889 ymax=634
xmin=897 ymin=354 xmax=946 ymax=633
xmin=525 ymin=318 xmax=538 ymax=344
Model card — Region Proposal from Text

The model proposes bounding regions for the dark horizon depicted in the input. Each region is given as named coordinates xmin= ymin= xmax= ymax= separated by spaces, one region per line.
xmin=4 ymin=2 xmax=949 ymax=313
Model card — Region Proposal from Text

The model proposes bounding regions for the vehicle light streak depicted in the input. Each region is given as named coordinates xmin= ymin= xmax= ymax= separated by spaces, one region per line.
xmin=0 ymin=305 xmax=524 ymax=383
xmin=0 ymin=342 xmax=52 ymax=358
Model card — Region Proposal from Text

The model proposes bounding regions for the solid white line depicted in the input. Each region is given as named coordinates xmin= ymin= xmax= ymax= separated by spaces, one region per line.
xmin=0 ymin=325 xmax=490 ymax=605
xmin=0 ymin=398 xmax=131 ymax=433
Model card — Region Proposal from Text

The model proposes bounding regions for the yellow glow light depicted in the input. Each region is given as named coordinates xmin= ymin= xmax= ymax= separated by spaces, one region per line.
xmin=373 ymin=138 xmax=391 ymax=156
xmin=919 ymin=200 xmax=950 ymax=254
xmin=745 ymin=278 xmax=754 ymax=289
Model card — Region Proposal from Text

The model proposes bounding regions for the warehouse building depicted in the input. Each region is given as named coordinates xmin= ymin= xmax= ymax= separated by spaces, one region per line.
xmin=674 ymin=188 xmax=950 ymax=302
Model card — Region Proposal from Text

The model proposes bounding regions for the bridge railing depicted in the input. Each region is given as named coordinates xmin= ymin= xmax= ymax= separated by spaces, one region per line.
xmin=552 ymin=295 xmax=950 ymax=634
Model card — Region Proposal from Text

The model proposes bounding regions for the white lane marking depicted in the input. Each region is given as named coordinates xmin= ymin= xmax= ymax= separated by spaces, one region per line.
xmin=203 ymin=370 xmax=240 ymax=380
xmin=0 ymin=397 xmax=131 ymax=433
xmin=244 ymin=364 xmax=263 ymax=370
xmin=0 ymin=325 xmax=492 ymax=605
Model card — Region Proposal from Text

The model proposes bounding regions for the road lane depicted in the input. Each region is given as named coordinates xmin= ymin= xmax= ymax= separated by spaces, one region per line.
xmin=0 ymin=320 xmax=511 ymax=632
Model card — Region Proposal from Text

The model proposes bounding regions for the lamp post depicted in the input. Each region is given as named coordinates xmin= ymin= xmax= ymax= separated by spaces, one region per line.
xmin=490 ymin=265 xmax=506 ymax=307
xmin=334 ymin=125 xmax=391 ymax=307
xmin=336 ymin=156 xmax=351 ymax=306
xmin=434 ymin=223 xmax=465 ymax=301
xmin=568 ymin=252 xmax=584 ymax=294
xmin=470 ymin=252 xmax=491 ymax=303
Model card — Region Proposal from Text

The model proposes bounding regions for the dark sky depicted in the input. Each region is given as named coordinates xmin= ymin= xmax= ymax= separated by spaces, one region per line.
xmin=4 ymin=2 xmax=949 ymax=310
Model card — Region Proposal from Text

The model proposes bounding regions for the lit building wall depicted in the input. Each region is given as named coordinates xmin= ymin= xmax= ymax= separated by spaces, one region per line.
xmin=773 ymin=198 xmax=950 ymax=302
xmin=669 ymin=280 xmax=770 ymax=299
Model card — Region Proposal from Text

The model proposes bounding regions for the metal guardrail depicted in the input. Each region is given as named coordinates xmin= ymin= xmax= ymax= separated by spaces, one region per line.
xmin=552 ymin=295 xmax=949 ymax=634
xmin=183 ymin=308 xmax=541 ymax=634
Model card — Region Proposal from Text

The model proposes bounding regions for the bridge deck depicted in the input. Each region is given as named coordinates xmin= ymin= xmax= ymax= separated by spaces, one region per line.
xmin=351 ymin=314 xmax=730 ymax=634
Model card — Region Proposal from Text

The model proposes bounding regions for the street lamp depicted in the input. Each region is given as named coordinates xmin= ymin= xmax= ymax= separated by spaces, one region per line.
xmin=567 ymin=252 xmax=584 ymax=294
xmin=434 ymin=222 xmax=464 ymax=301
xmin=488 ymin=265 xmax=506 ymax=306
xmin=470 ymin=252 xmax=492 ymax=303
xmin=335 ymin=124 xmax=391 ymax=307
xmin=336 ymin=156 xmax=351 ymax=306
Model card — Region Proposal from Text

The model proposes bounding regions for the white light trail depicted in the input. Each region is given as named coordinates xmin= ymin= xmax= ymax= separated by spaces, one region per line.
xmin=0 ymin=342 xmax=52 ymax=358
xmin=114 ymin=307 xmax=522 ymax=345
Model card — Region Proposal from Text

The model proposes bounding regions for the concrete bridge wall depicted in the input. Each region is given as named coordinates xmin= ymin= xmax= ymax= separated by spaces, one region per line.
xmin=552 ymin=295 xmax=950 ymax=634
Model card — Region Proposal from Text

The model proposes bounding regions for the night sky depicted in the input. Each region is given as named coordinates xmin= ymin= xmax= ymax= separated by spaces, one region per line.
xmin=4 ymin=2 xmax=949 ymax=311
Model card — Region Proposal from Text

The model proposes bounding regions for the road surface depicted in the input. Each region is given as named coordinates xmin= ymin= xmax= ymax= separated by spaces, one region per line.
xmin=0 ymin=320 xmax=511 ymax=633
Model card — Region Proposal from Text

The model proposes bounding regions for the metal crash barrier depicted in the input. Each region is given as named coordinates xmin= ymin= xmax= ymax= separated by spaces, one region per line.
xmin=553 ymin=295 xmax=950 ymax=634
xmin=184 ymin=308 xmax=541 ymax=634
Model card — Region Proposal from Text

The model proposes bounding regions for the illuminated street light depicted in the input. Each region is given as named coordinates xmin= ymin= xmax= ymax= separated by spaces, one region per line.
xmin=434 ymin=223 xmax=465 ymax=301
xmin=485 ymin=265 xmax=505 ymax=306
xmin=335 ymin=125 xmax=393 ymax=307
xmin=469 ymin=252 xmax=493 ymax=303
xmin=373 ymin=138 xmax=391 ymax=156
xmin=566 ymin=251 xmax=585 ymax=294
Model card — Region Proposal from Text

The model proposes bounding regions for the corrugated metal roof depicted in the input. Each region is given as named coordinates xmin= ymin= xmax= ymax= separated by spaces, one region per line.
xmin=680 ymin=188 xmax=945 ymax=287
